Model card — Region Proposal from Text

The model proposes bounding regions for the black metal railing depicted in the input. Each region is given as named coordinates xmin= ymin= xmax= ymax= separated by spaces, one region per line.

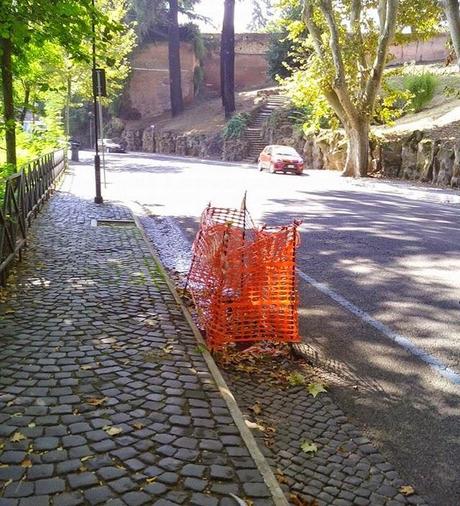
xmin=0 ymin=149 xmax=66 ymax=285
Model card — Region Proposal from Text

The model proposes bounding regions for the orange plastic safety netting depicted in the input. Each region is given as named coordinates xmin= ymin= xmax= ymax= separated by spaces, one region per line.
xmin=186 ymin=205 xmax=301 ymax=349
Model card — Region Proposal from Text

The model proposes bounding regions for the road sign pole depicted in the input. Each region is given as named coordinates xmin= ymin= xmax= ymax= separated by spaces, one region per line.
xmin=92 ymin=0 xmax=103 ymax=204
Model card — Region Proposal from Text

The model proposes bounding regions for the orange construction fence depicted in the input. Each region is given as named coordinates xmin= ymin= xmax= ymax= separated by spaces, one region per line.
xmin=186 ymin=205 xmax=301 ymax=349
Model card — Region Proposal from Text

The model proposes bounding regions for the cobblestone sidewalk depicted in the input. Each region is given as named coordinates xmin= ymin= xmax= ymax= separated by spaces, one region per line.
xmin=0 ymin=169 xmax=273 ymax=505
xmin=223 ymin=374 xmax=428 ymax=506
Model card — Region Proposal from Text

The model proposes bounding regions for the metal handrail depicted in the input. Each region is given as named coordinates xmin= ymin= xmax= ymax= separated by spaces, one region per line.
xmin=0 ymin=149 xmax=66 ymax=285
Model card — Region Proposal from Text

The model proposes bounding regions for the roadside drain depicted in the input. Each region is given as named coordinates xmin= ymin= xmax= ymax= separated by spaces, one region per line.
xmin=91 ymin=219 xmax=137 ymax=228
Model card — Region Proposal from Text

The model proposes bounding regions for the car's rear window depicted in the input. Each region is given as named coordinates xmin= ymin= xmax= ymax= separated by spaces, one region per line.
xmin=274 ymin=148 xmax=298 ymax=156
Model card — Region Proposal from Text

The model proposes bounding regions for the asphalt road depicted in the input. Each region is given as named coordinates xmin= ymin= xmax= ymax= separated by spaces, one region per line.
xmin=76 ymin=151 xmax=460 ymax=505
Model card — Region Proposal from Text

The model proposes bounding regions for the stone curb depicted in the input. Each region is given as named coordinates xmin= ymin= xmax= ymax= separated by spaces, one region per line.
xmin=131 ymin=212 xmax=289 ymax=506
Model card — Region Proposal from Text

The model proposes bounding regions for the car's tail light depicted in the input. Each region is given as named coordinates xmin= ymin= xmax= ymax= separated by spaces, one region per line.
xmin=274 ymin=161 xmax=284 ymax=168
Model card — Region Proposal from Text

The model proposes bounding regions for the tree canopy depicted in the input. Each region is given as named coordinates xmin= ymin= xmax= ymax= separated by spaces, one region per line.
xmin=0 ymin=0 xmax=134 ymax=167
xmin=279 ymin=0 xmax=442 ymax=177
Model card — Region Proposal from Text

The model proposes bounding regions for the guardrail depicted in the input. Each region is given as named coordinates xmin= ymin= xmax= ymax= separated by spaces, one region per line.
xmin=0 ymin=149 xmax=66 ymax=285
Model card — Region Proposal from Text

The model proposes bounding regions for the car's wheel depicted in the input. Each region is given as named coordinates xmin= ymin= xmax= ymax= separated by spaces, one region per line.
xmin=269 ymin=163 xmax=276 ymax=174
xmin=296 ymin=171 xmax=303 ymax=176
xmin=258 ymin=162 xmax=263 ymax=171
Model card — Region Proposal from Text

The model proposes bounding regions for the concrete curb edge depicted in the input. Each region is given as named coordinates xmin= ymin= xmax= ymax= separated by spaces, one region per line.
xmin=131 ymin=212 xmax=289 ymax=506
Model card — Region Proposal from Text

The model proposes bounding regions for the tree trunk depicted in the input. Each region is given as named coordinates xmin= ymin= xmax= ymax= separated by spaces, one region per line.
xmin=65 ymin=74 xmax=72 ymax=138
xmin=221 ymin=0 xmax=236 ymax=118
xmin=168 ymin=0 xmax=183 ymax=116
xmin=342 ymin=121 xmax=369 ymax=177
xmin=1 ymin=37 xmax=17 ymax=168
xmin=442 ymin=0 xmax=460 ymax=67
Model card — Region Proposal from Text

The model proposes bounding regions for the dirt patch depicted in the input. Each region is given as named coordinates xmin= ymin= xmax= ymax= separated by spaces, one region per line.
xmin=127 ymin=89 xmax=267 ymax=135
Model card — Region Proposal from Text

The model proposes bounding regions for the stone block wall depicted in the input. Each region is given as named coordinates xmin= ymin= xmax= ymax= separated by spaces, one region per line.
xmin=123 ymin=126 xmax=249 ymax=162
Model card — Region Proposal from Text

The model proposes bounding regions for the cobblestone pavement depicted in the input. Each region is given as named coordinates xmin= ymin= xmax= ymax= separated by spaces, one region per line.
xmin=222 ymin=374 xmax=428 ymax=506
xmin=136 ymin=207 xmax=430 ymax=506
xmin=0 ymin=168 xmax=273 ymax=505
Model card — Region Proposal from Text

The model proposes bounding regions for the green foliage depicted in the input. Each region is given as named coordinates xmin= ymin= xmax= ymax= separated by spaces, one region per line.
xmin=402 ymin=72 xmax=439 ymax=112
xmin=282 ymin=63 xmax=338 ymax=134
xmin=193 ymin=66 xmax=204 ymax=95
xmin=0 ymin=0 xmax=135 ymax=166
xmin=222 ymin=113 xmax=250 ymax=140
xmin=0 ymin=163 xmax=15 ymax=205
xmin=248 ymin=0 xmax=275 ymax=31
xmin=266 ymin=3 xmax=305 ymax=80
xmin=279 ymin=0 xmax=442 ymax=134
xmin=128 ymin=0 xmax=201 ymax=44
xmin=287 ymin=371 xmax=305 ymax=386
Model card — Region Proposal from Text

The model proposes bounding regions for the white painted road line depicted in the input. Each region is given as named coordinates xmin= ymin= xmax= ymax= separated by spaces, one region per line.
xmin=296 ymin=268 xmax=460 ymax=385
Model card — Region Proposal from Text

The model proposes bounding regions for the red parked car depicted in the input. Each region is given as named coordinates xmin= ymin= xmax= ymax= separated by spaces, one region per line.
xmin=258 ymin=145 xmax=304 ymax=175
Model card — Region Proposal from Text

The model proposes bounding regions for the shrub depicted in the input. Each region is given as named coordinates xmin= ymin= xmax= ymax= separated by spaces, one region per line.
xmin=222 ymin=113 xmax=250 ymax=140
xmin=193 ymin=66 xmax=204 ymax=95
xmin=403 ymin=72 xmax=438 ymax=112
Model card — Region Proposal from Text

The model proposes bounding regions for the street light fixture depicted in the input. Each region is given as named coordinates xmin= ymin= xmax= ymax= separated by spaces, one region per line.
xmin=91 ymin=0 xmax=103 ymax=204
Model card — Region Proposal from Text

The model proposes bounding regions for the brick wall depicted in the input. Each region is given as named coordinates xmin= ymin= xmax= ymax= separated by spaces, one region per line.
xmin=122 ymin=33 xmax=450 ymax=122
xmin=202 ymin=33 xmax=272 ymax=94
xmin=123 ymin=42 xmax=197 ymax=121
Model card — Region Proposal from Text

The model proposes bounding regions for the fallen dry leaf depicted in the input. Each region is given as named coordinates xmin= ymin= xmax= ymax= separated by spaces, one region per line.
xmin=290 ymin=493 xmax=319 ymax=506
xmin=307 ymin=382 xmax=327 ymax=398
xmin=275 ymin=469 xmax=289 ymax=485
xmin=132 ymin=422 xmax=144 ymax=430
xmin=248 ymin=403 xmax=262 ymax=416
xmin=10 ymin=432 xmax=26 ymax=443
xmin=145 ymin=477 xmax=157 ymax=484
xmin=399 ymin=485 xmax=415 ymax=496
xmin=245 ymin=420 xmax=265 ymax=432
xmin=103 ymin=426 xmax=123 ymax=436
xmin=228 ymin=494 xmax=248 ymax=506
xmin=87 ymin=397 xmax=107 ymax=407
xmin=300 ymin=440 xmax=318 ymax=454
xmin=20 ymin=458 xmax=32 ymax=468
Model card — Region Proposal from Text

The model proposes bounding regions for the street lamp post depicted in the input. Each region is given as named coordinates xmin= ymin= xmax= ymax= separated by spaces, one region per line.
xmin=88 ymin=111 xmax=93 ymax=148
xmin=91 ymin=0 xmax=103 ymax=204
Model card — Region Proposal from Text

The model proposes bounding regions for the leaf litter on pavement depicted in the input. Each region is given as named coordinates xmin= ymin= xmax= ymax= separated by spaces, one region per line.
xmin=214 ymin=342 xmax=326 ymax=391
xmin=215 ymin=342 xmax=327 ymax=453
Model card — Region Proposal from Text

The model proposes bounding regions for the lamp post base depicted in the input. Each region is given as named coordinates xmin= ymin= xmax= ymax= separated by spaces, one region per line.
xmin=94 ymin=154 xmax=103 ymax=204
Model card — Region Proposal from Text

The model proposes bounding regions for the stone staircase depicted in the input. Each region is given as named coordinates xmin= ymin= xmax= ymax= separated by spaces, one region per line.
xmin=242 ymin=94 xmax=290 ymax=163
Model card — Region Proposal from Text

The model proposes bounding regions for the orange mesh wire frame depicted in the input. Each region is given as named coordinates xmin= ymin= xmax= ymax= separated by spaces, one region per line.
xmin=187 ymin=206 xmax=301 ymax=348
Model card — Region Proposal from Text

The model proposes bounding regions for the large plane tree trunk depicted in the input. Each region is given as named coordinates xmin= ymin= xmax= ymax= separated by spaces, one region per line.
xmin=342 ymin=121 xmax=370 ymax=177
xmin=221 ymin=0 xmax=235 ymax=118
xmin=168 ymin=0 xmax=183 ymax=117
xmin=303 ymin=0 xmax=398 ymax=177
xmin=1 ymin=37 xmax=17 ymax=168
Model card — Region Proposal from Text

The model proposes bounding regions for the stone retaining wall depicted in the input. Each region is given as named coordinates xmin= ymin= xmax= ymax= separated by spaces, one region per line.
xmin=122 ymin=114 xmax=460 ymax=188
xmin=261 ymin=111 xmax=460 ymax=187
xmin=122 ymin=127 xmax=249 ymax=162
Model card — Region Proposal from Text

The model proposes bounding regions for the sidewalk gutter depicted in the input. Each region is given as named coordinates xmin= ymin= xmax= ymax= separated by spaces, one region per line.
xmin=132 ymin=212 xmax=289 ymax=506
